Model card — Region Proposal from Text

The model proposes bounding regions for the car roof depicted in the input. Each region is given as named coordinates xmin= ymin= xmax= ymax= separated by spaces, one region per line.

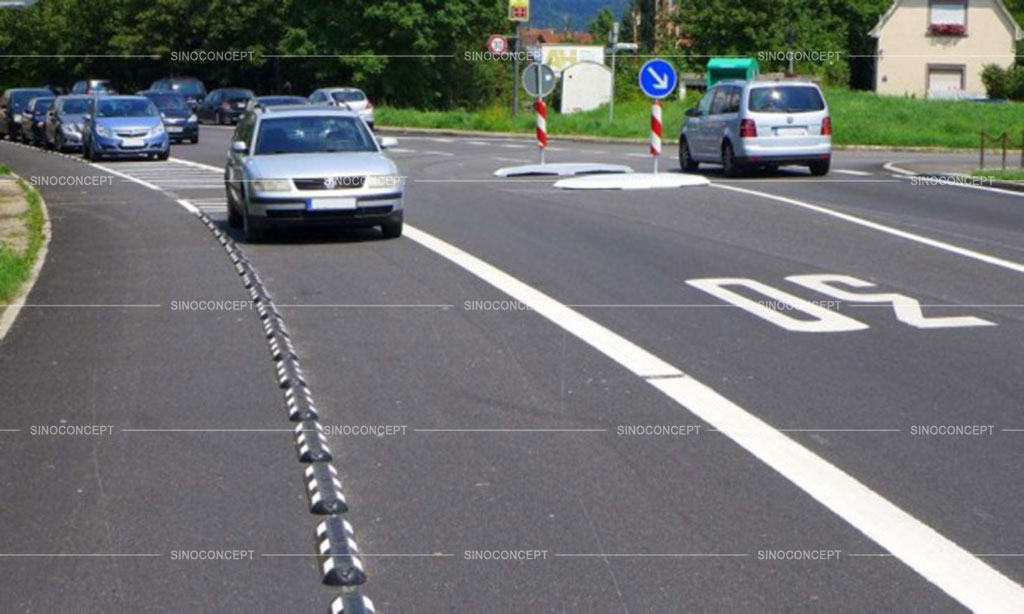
xmin=715 ymin=79 xmax=820 ymax=88
xmin=96 ymin=95 xmax=150 ymax=101
xmin=320 ymin=87 xmax=365 ymax=93
xmin=255 ymin=106 xmax=359 ymax=118
xmin=8 ymin=87 xmax=52 ymax=93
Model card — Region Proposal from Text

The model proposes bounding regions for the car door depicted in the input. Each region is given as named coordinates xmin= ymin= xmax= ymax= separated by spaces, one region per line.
xmin=689 ymin=87 xmax=716 ymax=158
xmin=45 ymin=101 xmax=59 ymax=144
xmin=0 ymin=92 xmax=10 ymax=137
xmin=198 ymin=91 xmax=217 ymax=122
xmin=704 ymin=87 xmax=732 ymax=158
xmin=226 ymin=115 xmax=253 ymax=204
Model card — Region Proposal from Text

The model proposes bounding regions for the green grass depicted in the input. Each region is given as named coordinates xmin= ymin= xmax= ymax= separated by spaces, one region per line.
xmin=0 ymin=174 xmax=46 ymax=305
xmin=971 ymin=168 xmax=1024 ymax=182
xmin=378 ymin=87 xmax=1024 ymax=150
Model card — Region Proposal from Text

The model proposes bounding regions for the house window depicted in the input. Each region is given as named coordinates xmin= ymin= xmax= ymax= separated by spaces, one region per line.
xmin=929 ymin=0 xmax=967 ymax=35
xmin=927 ymin=65 xmax=965 ymax=96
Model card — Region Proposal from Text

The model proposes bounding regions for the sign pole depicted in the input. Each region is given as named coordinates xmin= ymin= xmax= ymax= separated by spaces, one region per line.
xmin=536 ymin=97 xmax=547 ymax=165
xmin=650 ymin=101 xmax=661 ymax=174
xmin=513 ymin=25 xmax=521 ymax=117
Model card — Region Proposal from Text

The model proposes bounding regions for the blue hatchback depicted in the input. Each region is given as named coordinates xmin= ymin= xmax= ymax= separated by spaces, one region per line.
xmin=83 ymin=96 xmax=169 ymax=161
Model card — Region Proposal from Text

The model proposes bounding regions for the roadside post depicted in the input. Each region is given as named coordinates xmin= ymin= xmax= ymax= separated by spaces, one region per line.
xmin=508 ymin=0 xmax=529 ymax=116
xmin=638 ymin=58 xmax=677 ymax=175
xmin=522 ymin=62 xmax=556 ymax=165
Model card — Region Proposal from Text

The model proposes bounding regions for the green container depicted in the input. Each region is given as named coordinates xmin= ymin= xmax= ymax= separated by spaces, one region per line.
xmin=706 ymin=58 xmax=760 ymax=88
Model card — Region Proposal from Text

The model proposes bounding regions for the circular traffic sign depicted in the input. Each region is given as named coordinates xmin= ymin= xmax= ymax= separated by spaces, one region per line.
xmin=487 ymin=35 xmax=508 ymax=55
xmin=638 ymin=58 xmax=677 ymax=99
xmin=522 ymin=63 xmax=556 ymax=98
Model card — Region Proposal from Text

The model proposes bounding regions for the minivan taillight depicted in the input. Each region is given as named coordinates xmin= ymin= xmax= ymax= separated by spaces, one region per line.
xmin=821 ymin=116 xmax=832 ymax=136
xmin=739 ymin=119 xmax=757 ymax=138
xmin=365 ymin=100 xmax=373 ymax=110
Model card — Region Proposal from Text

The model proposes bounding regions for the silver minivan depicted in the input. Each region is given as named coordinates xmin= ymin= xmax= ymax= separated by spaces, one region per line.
xmin=679 ymin=80 xmax=832 ymax=176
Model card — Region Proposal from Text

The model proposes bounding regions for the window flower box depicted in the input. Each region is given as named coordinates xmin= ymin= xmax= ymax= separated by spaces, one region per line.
xmin=928 ymin=23 xmax=967 ymax=36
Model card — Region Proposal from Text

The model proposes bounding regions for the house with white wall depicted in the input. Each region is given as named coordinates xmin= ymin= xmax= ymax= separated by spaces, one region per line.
xmin=870 ymin=0 xmax=1022 ymax=98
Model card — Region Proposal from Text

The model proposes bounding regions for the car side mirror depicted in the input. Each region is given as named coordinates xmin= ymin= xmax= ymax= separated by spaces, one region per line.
xmin=231 ymin=140 xmax=248 ymax=153
xmin=378 ymin=136 xmax=398 ymax=149
xmin=685 ymin=107 xmax=700 ymax=118
xmin=83 ymin=113 xmax=91 ymax=121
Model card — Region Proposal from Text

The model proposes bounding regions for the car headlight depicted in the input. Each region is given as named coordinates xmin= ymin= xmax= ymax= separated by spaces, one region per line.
xmin=12 ymin=113 xmax=21 ymax=122
xmin=152 ymin=124 xmax=165 ymax=136
xmin=252 ymin=179 xmax=292 ymax=192
xmin=188 ymin=114 xmax=197 ymax=123
xmin=364 ymin=174 xmax=402 ymax=189
xmin=95 ymin=124 xmax=112 ymax=137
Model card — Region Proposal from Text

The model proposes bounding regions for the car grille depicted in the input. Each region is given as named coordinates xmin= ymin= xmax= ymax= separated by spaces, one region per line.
xmin=116 ymin=129 xmax=148 ymax=137
xmin=293 ymin=177 xmax=366 ymax=190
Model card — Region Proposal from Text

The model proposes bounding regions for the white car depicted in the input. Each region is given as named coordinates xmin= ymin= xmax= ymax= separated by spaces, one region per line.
xmin=308 ymin=87 xmax=375 ymax=129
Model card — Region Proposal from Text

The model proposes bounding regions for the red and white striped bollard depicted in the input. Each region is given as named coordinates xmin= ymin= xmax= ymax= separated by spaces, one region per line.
xmin=536 ymin=98 xmax=547 ymax=165
xmin=650 ymin=100 xmax=662 ymax=174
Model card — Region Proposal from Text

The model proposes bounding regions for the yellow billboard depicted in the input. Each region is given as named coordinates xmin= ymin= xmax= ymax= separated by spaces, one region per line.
xmin=509 ymin=0 xmax=529 ymax=22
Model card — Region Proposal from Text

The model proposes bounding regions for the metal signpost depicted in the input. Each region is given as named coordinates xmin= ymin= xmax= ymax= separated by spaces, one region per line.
xmin=638 ymin=59 xmax=677 ymax=174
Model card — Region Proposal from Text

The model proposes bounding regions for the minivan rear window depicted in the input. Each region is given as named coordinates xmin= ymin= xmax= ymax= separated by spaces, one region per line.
xmin=748 ymin=86 xmax=825 ymax=113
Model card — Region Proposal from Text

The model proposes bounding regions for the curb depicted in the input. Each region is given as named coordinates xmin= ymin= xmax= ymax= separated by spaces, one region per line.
xmin=0 ymin=172 xmax=52 ymax=342
xmin=883 ymin=161 xmax=1024 ymax=193
xmin=376 ymin=125 xmax=977 ymax=153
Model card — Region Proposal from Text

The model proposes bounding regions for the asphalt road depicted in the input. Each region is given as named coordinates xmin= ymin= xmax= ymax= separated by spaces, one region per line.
xmin=1 ymin=124 xmax=1023 ymax=613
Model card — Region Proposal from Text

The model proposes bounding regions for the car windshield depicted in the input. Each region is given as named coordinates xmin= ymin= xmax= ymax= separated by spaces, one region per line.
xmin=96 ymin=99 xmax=159 ymax=118
xmin=91 ymin=81 xmax=114 ymax=92
xmin=171 ymin=81 xmax=205 ymax=95
xmin=11 ymin=90 xmax=51 ymax=110
xmin=748 ymin=86 xmax=825 ymax=113
xmin=331 ymin=91 xmax=366 ymax=103
xmin=33 ymin=99 xmax=53 ymax=113
xmin=147 ymin=93 xmax=188 ymax=111
xmin=61 ymin=99 xmax=91 ymax=114
xmin=255 ymin=116 xmax=377 ymax=155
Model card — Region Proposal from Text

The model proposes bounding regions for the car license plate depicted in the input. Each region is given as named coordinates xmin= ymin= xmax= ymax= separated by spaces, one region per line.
xmin=774 ymin=127 xmax=807 ymax=136
xmin=121 ymin=137 xmax=146 ymax=148
xmin=167 ymin=126 xmax=183 ymax=134
xmin=308 ymin=197 xmax=357 ymax=211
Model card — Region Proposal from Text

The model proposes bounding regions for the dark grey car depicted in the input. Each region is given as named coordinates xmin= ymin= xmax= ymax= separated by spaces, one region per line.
xmin=44 ymin=95 xmax=93 ymax=152
xmin=0 ymin=88 xmax=53 ymax=141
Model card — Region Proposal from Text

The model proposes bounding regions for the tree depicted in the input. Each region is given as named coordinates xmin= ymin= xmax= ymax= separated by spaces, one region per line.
xmin=588 ymin=7 xmax=616 ymax=45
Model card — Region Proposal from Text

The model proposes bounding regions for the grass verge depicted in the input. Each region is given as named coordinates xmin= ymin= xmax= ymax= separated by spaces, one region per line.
xmin=378 ymin=87 xmax=1024 ymax=150
xmin=971 ymin=168 xmax=1024 ymax=182
xmin=0 ymin=168 xmax=46 ymax=305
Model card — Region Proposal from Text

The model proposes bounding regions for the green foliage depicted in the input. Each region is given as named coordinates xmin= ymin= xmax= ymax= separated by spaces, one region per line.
xmin=588 ymin=8 xmax=616 ymax=45
xmin=0 ymin=178 xmax=45 ymax=305
xmin=981 ymin=64 xmax=1024 ymax=100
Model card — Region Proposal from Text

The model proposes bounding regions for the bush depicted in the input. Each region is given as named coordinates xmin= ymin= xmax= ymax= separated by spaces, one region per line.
xmin=981 ymin=64 xmax=1024 ymax=100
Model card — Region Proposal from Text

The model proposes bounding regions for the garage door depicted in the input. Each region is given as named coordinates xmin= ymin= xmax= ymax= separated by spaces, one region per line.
xmin=928 ymin=68 xmax=963 ymax=93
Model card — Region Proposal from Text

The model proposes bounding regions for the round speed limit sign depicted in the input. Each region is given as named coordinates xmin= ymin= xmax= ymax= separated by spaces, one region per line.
xmin=487 ymin=35 xmax=508 ymax=55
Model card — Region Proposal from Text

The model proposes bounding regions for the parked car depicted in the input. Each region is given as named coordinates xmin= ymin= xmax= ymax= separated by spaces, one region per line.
xmin=308 ymin=87 xmax=374 ymax=129
xmin=149 ymin=77 xmax=207 ymax=109
xmin=20 ymin=96 xmax=54 ymax=146
xmin=70 ymin=79 xmax=117 ymax=95
xmin=195 ymin=88 xmax=253 ymax=125
xmin=679 ymin=80 xmax=832 ymax=177
xmin=44 ymin=95 xmax=92 ymax=152
xmin=0 ymin=88 xmax=53 ymax=141
xmin=224 ymin=106 xmax=403 ymax=242
xmin=82 ymin=95 xmax=169 ymax=161
xmin=246 ymin=95 xmax=309 ymax=111
xmin=138 ymin=90 xmax=198 ymax=144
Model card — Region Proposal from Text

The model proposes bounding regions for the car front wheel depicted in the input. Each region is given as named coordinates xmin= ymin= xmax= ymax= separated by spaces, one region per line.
xmin=679 ymin=138 xmax=699 ymax=172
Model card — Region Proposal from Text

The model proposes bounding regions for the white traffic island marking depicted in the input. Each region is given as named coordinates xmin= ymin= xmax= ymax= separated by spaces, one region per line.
xmin=554 ymin=172 xmax=710 ymax=190
xmin=494 ymin=162 xmax=633 ymax=178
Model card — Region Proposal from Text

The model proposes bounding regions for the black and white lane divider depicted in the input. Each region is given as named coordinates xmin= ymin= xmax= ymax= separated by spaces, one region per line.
xmin=179 ymin=199 xmax=374 ymax=613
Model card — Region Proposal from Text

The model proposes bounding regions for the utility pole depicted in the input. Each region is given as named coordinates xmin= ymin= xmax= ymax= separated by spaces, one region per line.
xmin=609 ymin=22 xmax=618 ymax=122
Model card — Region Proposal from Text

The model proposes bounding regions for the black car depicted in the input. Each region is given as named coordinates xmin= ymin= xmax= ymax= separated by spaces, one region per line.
xmin=70 ymin=79 xmax=116 ymax=95
xmin=43 ymin=95 xmax=92 ymax=152
xmin=139 ymin=90 xmax=199 ymax=144
xmin=150 ymin=77 xmax=207 ymax=110
xmin=20 ymin=96 xmax=54 ymax=146
xmin=195 ymin=88 xmax=253 ymax=125
xmin=0 ymin=88 xmax=53 ymax=141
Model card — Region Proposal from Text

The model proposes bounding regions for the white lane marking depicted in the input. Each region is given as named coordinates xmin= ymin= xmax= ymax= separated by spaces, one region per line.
xmin=834 ymin=169 xmax=872 ymax=176
xmin=712 ymin=183 xmax=1024 ymax=275
xmin=175 ymin=198 xmax=199 ymax=214
xmin=402 ymin=224 xmax=1024 ymax=613
xmin=171 ymin=157 xmax=224 ymax=172
xmin=685 ymin=278 xmax=868 ymax=332
xmin=388 ymin=148 xmax=416 ymax=153
xmin=501 ymin=144 xmax=527 ymax=149
xmin=492 ymin=157 xmax=530 ymax=164
xmin=422 ymin=150 xmax=456 ymax=157
xmin=431 ymin=138 xmax=455 ymax=143
xmin=89 ymin=162 xmax=162 ymax=191
xmin=626 ymin=153 xmax=650 ymax=158
xmin=884 ymin=161 xmax=1024 ymax=198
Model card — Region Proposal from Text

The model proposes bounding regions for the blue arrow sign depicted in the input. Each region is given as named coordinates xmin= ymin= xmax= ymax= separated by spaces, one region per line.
xmin=638 ymin=59 xmax=677 ymax=99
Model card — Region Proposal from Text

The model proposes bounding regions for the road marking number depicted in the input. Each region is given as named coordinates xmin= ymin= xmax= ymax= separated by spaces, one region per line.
xmin=687 ymin=275 xmax=995 ymax=332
